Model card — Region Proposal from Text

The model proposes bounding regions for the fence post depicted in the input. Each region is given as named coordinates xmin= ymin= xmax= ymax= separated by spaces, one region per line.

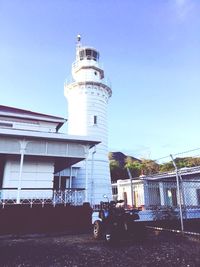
xmin=178 ymin=173 xmax=187 ymax=219
xmin=170 ymin=154 xmax=184 ymax=233
xmin=130 ymin=178 xmax=134 ymax=208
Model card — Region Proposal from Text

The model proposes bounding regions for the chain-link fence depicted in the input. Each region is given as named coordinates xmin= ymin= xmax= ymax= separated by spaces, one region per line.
xmin=112 ymin=178 xmax=200 ymax=223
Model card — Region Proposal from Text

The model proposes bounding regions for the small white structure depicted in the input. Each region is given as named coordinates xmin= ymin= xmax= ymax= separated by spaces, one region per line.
xmin=0 ymin=105 xmax=99 ymax=205
xmin=64 ymin=36 xmax=112 ymax=205
xmin=113 ymin=166 xmax=200 ymax=220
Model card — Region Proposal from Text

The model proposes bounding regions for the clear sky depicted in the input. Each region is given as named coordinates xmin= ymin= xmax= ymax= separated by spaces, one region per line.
xmin=0 ymin=0 xmax=200 ymax=161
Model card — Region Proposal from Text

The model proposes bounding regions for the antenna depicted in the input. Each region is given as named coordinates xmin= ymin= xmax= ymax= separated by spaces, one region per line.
xmin=77 ymin=34 xmax=81 ymax=47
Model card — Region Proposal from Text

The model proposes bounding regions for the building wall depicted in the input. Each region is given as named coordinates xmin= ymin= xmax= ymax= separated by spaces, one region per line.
xmin=116 ymin=180 xmax=145 ymax=208
xmin=0 ymin=116 xmax=58 ymax=133
xmin=114 ymin=178 xmax=200 ymax=208
xmin=2 ymin=157 xmax=54 ymax=199
xmin=72 ymin=159 xmax=111 ymax=203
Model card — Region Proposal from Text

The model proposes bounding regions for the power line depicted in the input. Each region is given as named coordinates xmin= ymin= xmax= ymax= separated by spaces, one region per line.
xmin=173 ymin=147 xmax=200 ymax=157
xmin=154 ymin=147 xmax=200 ymax=163
xmin=154 ymin=155 xmax=170 ymax=162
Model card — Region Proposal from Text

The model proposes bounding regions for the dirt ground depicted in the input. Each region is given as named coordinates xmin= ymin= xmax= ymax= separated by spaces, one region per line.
xmin=0 ymin=231 xmax=199 ymax=267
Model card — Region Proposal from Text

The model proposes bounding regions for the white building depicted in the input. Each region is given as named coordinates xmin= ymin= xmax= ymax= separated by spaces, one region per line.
xmin=112 ymin=166 xmax=200 ymax=220
xmin=64 ymin=36 xmax=112 ymax=205
xmin=0 ymin=105 xmax=99 ymax=206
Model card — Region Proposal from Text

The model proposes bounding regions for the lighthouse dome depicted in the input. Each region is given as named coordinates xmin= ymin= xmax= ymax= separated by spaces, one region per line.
xmin=77 ymin=47 xmax=99 ymax=62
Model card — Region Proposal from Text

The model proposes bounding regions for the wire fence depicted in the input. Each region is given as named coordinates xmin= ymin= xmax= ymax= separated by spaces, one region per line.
xmin=112 ymin=150 xmax=200 ymax=232
xmin=112 ymin=178 xmax=200 ymax=225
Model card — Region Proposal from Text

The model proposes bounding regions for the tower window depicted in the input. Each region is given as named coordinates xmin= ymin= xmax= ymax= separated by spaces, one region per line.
xmin=79 ymin=50 xmax=84 ymax=60
xmin=94 ymin=115 xmax=97 ymax=125
xmin=79 ymin=48 xmax=99 ymax=61
xmin=93 ymin=51 xmax=97 ymax=59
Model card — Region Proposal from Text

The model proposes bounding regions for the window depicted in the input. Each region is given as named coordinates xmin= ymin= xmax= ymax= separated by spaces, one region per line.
xmin=0 ymin=122 xmax=13 ymax=128
xmin=86 ymin=49 xmax=91 ymax=56
xmin=112 ymin=186 xmax=118 ymax=195
xmin=166 ymin=188 xmax=177 ymax=206
xmin=94 ymin=115 xmax=97 ymax=125
xmin=197 ymin=189 xmax=200 ymax=205
xmin=53 ymin=176 xmax=69 ymax=190
xmin=79 ymin=49 xmax=99 ymax=61
xmin=86 ymin=49 xmax=92 ymax=60
xmin=79 ymin=50 xmax=84 ymax=60
xmin=93 ymin=51 xmax=97 ymax=61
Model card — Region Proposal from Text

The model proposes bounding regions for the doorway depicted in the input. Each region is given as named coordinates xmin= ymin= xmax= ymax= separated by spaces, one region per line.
xmin=53 ymin=176 xmax=70 ymax=191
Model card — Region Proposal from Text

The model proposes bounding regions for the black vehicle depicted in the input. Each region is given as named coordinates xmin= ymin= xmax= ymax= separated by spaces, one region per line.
xmin=93 ymin=200 xmax=143 ymax=243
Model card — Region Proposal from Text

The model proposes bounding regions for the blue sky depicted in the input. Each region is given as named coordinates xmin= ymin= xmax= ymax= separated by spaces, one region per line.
xmin=0 ymin=0 xmax=200 ymax=161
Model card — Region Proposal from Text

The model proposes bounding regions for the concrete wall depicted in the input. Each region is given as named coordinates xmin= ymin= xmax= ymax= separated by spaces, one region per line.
xmin=0 ymin=203 xmax=92 ymax=234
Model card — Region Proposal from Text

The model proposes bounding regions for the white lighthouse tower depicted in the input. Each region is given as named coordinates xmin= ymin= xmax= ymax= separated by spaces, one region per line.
xmin=64 ymin=35 xmax=112 ymax=205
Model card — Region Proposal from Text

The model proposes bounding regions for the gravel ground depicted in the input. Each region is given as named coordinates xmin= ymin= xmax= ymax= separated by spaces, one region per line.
xmin=0 ymin=231 xmax=199 ymax=267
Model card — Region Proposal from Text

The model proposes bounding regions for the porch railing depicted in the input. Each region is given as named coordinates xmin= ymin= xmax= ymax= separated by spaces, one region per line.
xmin=0 ymin=188 xmax=85 ymax=208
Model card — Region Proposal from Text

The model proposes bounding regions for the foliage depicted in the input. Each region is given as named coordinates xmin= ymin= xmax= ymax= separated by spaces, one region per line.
xmin=124 ymin=157 xmax=141 ymax=178
xmin=140 ymin=159 xmax=159 ymax=175
xmin=159 ymin=161 xmax=174 ymax=172
xmin=109 ymin=152 xmax=200 ymax=182
xmin=109 ymin=159 xmax=128 ymax=181
xmin=175 ymin=157 xmax=200 ymax=168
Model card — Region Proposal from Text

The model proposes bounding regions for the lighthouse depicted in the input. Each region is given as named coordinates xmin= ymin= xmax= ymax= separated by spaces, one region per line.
xmin=64 ymin=36 xmax=112 ymax=205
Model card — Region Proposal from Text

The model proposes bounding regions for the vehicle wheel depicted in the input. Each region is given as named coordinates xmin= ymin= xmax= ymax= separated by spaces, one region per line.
xmin=93 ymin=220 xmax=102 ymax=240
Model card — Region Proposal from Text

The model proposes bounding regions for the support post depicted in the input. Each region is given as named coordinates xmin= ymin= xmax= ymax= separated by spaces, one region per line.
xmin=84 ymin=145 xmax=90 ymax=203
xmin=127 ymin=167 xmax=134 ymax=207
xmin=170 ymin=154 xmax=184 ymax=233
xmin=178 ymin=172 xmax=187 ymax=219
xmin=130 ymin=178 xmax=134 ymax=208
xmin=17 ymin=140 xmax=28 ymax=204
xmin=85 ymin=158 xmax=88 ymax=203
xmin=69 ymin=166 xmax=72 ymax=188
xmin=90 ymin=146 xmax=96 ymax=205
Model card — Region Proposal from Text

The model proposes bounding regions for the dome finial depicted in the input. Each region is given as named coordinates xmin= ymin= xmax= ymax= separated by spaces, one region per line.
xmin=77 ymin=34 xmax=81 ymax=43
xmin=77 ymin=34 xmax=81 ymax=41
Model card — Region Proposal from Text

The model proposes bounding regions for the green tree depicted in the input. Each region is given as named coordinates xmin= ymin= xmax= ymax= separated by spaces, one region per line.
xmin=159 ymin=161 xmax=174 ymax=172
xmin=124 ymin=157 xmax=141 ymax=178
xmin=140 ymin=159 xmax=159 ymax=175
xmin=110 ymin=159 xmax=127 ymax=181
xmin=175 ymin=157 xmax=200 ymax=168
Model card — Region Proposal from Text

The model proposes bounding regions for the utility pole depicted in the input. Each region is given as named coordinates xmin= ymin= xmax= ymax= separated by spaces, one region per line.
xmin=127 ymin=167 xmax=134 ymax=208
xmin=170 ymin=154 xmax=184 ymax=233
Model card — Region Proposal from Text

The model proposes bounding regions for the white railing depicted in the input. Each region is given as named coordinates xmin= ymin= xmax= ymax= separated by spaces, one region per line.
xmin=0 ymin=188 xmax=85 ymax=208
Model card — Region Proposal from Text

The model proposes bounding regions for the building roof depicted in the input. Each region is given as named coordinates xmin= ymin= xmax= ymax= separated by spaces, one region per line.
xmin=0 ymin=105 xmax=66 ymax=131
xmin=0 ymin=128 xmax=100 ymax=173
xmin=141 ymin=165 xmax=200 ymax=181
xmin=0 ymin=127 xmax=100 ymax=147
